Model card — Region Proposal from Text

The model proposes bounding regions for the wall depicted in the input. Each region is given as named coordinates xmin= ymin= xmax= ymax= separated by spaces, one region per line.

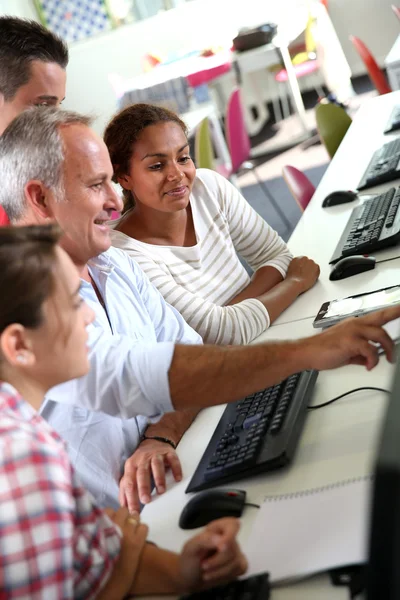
xmin=0 ymin=0 xmax=399 ymax=133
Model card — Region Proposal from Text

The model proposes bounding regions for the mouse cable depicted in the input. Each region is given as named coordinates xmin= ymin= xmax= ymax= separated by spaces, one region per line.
xmin=375 ymin=254 xmax=400 ymax=265
xmin=244 ymin=502 xmax=261 ymax=509
xmin=307 ymin=386 xmax=389 ymax=410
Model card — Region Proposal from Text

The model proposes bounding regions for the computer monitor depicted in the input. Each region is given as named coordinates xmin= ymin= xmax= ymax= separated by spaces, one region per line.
xmin=367 ymin=354 xmax=400 ymax=599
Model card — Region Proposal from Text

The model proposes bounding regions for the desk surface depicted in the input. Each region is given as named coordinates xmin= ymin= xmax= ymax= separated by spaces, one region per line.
xmin=140 ymin=91 xmax=400 ymax=599
xmin=273 ymin=90 xmax=400 ymax=326
xmin=141 ymin=317 xmax=392 ymax=599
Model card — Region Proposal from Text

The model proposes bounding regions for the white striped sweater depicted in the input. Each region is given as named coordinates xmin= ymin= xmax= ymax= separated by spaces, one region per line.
xmin=111 ymin=169 xmax=292 ymax=345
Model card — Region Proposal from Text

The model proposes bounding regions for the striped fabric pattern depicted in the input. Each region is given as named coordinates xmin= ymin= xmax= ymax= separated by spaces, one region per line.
xmin=111 ymin=169 xmax=292 ymax=345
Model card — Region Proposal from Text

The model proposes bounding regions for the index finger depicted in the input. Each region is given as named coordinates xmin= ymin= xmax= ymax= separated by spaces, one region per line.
xmin=120 ymin=471 xmax=141 ymax=514
xmin=363 ymin=305 xmax=400 ymax=326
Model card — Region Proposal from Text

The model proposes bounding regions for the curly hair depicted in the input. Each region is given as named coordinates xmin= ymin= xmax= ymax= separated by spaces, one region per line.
xmin=104 ymin=103 xmax=188 ymax=212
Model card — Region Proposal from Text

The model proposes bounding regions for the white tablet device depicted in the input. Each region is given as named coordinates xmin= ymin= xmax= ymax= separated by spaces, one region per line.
xmin=313 ymin=285 xmax=400 ymax=329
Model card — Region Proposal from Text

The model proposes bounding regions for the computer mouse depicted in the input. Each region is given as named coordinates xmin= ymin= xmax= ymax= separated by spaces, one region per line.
xmin=179 ymin=489 xmax=246 ymax=529
xmin=329 ymin=255 xmax=376 ymax=281
xmin=322 ymin=190 xmax=358 ymax=208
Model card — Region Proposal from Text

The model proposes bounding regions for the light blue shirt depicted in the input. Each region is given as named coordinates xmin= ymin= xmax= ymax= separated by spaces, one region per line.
xmin=40 ymin=247 xmax=202 ymax=507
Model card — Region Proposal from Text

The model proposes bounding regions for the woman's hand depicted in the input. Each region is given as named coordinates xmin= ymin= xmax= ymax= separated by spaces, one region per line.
xmin=179 ymin=518 xmax=248 ymax=592
xmin=285 ymin=256 xmax=320 ymax=294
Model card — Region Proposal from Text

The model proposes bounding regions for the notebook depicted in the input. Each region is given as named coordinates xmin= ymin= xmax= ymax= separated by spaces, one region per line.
xmin=244 ymin=476 xmax=372 ymax=583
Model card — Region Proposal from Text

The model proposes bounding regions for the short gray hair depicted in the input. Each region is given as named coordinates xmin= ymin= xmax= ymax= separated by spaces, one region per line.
xmin=0 ymin=107 xmax=92 ymax=222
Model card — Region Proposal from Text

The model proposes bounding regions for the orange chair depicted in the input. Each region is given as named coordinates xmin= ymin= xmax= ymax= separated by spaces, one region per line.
xmin=0 ymin=206 xmax=9 ymax=226
xmin=392 ymin=5 xmax=400 ymax=21
xmin=282 ymin=165 xmax=315 ymax=211
xmin=349 ymin=35 xmax=391 ymax=95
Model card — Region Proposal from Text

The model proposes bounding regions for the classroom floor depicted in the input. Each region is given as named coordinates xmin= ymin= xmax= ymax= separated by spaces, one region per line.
xmin=239 ymin=74 xmax=377 ymax=241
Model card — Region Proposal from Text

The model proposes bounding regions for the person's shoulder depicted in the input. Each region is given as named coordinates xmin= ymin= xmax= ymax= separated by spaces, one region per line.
xmin=195 ymin=168 xmax=228 ymax=190
xmin=0 ymin=420 xmax=70 ymax=483
xmin=193 ymin=169 xmax=230 ymax=206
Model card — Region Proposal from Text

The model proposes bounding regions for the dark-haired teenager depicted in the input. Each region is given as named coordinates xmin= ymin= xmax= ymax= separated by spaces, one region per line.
xmin=0 ymin=224 xmax=247 ymax=599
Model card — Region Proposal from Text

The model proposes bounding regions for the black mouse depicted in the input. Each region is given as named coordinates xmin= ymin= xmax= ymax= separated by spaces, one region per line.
xmin=329 ymin=255 xmax=376 ymax=281
xmin=322 ymin=190 xmax=358 ymax=208
xmin=179 ymin=489 xmax=246 ymax=529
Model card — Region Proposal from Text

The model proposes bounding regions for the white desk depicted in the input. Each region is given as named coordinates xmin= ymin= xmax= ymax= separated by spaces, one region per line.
xmin=141 ymin=317 xmax=393 ymax=599
xmin=234 ymin=1 xmax=353 ymax=144
xmin=139 ymin=92 xmax=400 ymax=599
xmin=273 ymin=90 xmax=400 ymax=326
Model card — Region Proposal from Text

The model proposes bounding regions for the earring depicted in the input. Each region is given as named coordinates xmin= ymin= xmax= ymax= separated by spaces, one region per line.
xmin=16 ymin=355 xmax=27 ymax=364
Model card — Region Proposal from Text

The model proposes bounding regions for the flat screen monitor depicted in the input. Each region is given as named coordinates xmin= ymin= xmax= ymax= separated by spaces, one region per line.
xmin=367 ymin=354 xmax=400 ymax=599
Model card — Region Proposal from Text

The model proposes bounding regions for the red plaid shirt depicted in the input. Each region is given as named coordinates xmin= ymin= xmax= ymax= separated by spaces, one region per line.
xmin=0 ymin=383 xmax=122 ymax=599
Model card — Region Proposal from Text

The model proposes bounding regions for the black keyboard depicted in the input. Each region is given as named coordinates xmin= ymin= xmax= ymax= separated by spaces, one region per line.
xmin=329 ymin=186 xmax=400 ymax=264
xmin=358 ymin=138 xmax=400 ymax=190
xmin=186 ymin=371 xmax=318 ymax=494
xmin=385 ymin=105 xmax=400 ymax=134
xmin=180 ymin=573 xmax=270 ymax=600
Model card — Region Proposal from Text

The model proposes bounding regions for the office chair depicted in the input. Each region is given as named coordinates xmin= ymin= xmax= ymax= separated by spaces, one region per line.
xmin=194 ymin=117 xmax=231 ymax=178
xmin=195 ymin=118 xmax=214 ymax=170
xmin=0 ymin=206 xmax=10 ymax=226
xmin=349 ymin=35 xmax=391 ymax=95
xmin=226 ymin=88 xmax=292 ymax=230
xmin=282 ymin=165 xmax=315 ymax=211
xmin=315 ymin=101 xmax=352 ymax=159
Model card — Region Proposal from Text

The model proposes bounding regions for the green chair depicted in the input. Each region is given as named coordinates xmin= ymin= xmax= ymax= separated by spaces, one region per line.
xmin=315 ymin=101 xmax=352 ymax=159
xmin=194 ymin=117 xmax=215 ymax=170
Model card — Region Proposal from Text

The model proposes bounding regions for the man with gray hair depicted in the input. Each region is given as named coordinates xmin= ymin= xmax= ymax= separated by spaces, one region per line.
xmin=1 ymin=107 xmax=399 ymax=515
xmin=0 ymin=107 xmax=202 ymax=512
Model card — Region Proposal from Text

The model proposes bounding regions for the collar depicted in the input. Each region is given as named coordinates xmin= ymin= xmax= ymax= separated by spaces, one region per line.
xmin=87 ymin=249 xmax=115 ymax=274
xmin=0 ymin=381 xmax=36 ymax=420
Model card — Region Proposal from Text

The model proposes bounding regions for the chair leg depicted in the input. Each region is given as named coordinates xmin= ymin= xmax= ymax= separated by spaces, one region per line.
xmin=280 ymin=83 xmax=291 ymax=120
xmin=252 ymin=167 xmax=292 ymax=231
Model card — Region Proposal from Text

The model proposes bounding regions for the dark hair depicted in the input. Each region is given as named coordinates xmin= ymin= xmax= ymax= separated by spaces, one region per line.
xmin=104 ymin=103 xmax=188 ymax=212
xmin=0 ymin=224 xmax=61 ymax=334
xmin=0 ymin=16 xmax=69 ymax=101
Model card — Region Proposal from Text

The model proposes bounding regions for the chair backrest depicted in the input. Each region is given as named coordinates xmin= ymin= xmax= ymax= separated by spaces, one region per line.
xmin=282 ymin=165 xmax=315 ymax=211
xmin=226 ymin=88 xmax=251 ymax=174
xmin=349 ymin=35 xmax=391 ymax=95
xmin=0 ymin=206 xmax=10 ymax=226
xmin=315 ymin=101 xmax=352 ymax=159
xmin=194 ymin=118 xmax=215 ymax=170
xmin=392 ymin=5 xmax=400 ymax=21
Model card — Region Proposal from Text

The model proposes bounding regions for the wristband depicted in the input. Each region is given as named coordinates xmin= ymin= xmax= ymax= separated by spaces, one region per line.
xmin=141 ymin=434 xmax=177 ymax=449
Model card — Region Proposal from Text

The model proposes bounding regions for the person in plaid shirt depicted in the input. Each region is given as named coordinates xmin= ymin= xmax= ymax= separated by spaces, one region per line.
xmin=0 ymin=224 xmax=248 ymax=599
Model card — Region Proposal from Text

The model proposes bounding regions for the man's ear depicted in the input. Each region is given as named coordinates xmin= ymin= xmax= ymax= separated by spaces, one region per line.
xmin=24 ymin=180 xmax=54 ymax=221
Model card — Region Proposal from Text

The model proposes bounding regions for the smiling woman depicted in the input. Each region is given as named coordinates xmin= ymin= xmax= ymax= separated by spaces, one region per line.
xmin=104 ymin=103 xmax=320 ymax=345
